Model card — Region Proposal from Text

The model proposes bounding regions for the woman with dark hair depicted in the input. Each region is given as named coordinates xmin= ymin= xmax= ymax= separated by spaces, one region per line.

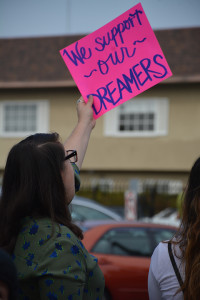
xmin=0 ymin=96 xmax=105 ymax=299
xmin=148 ymin=157 xmax=200 ymax=300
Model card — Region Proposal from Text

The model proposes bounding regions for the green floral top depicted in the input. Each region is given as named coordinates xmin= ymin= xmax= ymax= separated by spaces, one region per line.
xmin=13 ymin=217 xmax=105 ymax=300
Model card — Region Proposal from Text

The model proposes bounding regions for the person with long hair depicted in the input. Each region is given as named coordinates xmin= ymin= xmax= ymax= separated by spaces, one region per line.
xmin=0 ymin=96 xmax=105 ymax=299
xmin=148 ymin=157 xmax=200 ymax=300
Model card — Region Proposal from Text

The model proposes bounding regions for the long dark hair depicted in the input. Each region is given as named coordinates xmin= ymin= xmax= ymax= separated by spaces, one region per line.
xmin=0 ymin=133 xmax=83 ymax=254
xmin=173 ymin=157 xmax=200 ymax=299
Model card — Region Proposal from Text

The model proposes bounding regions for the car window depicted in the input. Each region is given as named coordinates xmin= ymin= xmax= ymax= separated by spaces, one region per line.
xmin=92 ymin=227 xmax=152 ymax=257
xmin=71 ymin=204 xmax=115 ymax=221
xmin=148 ymin=228 xmax=176 ymax=249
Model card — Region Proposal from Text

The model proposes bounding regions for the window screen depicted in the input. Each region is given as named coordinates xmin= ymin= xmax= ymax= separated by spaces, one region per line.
xmin=0 ymin=100 xmax=49 ymax=137
xmin=3 ymin=103 xmax=37 ymax=132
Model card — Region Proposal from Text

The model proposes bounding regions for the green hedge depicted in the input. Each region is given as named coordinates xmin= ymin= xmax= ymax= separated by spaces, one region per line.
xmin=77 ymin=190 xmax=124 ymax=206
xmin=76 ymin=189 xmax=178 ymax=218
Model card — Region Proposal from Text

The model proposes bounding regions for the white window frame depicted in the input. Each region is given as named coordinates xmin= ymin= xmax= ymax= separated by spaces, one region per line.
xmin=104 ymin=97 xmax=169 ymax=137
xmin=0 ymin=100 xmax=49 ymax=138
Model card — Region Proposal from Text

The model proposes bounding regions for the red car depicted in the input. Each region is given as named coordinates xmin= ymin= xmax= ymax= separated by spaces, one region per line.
xmin=83 ymin=221 xmax=177 ymax=300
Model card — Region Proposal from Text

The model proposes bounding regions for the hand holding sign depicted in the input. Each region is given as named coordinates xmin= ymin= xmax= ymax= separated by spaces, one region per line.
xmin=76 ymin=95 xmax=96 ymax=130
xmin=60 ymin=3 xmax=172 ymax=119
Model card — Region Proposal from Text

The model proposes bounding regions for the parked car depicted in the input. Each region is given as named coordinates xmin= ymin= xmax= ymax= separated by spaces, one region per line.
xmin=142 ymin=207 xmax=181 ymax=227
xmin=150 ymin=208 xmax=180 ymax=227
xmin=83 ymin=221 xmax=177 ymax=300
xmin=69 ymin=196 xmax=123 ymax=224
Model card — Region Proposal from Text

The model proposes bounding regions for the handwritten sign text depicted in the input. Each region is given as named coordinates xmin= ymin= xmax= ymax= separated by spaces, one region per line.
xmin=60 ymin=3 xmax=172 ymax=119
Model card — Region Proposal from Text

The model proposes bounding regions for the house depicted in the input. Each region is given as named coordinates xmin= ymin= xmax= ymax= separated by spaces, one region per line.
xmin=0 ymin=27 xmax=200 ymax=194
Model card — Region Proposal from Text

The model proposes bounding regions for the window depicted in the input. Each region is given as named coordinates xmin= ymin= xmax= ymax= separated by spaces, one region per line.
xmin=92 ymin=227 xmax=152 ymax=257
xmin=0 ymin=101 xmax=49 ymax=137
xmin=149 ymin=228 xmax=175 ymax=248
xmin=104 ymin=98 xmax=169 ymax=137
xmin=70 ymin=204 xmax=116 ymax=221
xmin=92 ymin=226 xmax=176 ymax=257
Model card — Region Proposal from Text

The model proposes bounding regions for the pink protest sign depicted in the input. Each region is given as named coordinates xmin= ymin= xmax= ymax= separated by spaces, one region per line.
xmin=60 ymin=3 xmax=172 ymax=119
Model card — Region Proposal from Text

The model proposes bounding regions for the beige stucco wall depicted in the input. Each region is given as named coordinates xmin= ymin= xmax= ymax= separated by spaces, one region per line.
xmin=85 ymin=83 xmax=200 ymax=172
xmin=0 ymin=83 xmax=200 ymax=181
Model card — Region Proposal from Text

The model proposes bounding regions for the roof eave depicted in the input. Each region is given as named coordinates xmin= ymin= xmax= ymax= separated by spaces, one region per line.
xmin=0 ymin=75 xmax=199 ymax=89
xmin=0 ymin=80 xmax=76 ymax=89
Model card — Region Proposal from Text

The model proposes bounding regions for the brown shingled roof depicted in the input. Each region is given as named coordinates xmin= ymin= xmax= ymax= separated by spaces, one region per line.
xmin=0 ymin=27 xmax=199 ymax=88
xmin=155 ymin=27 xmax=200 ymax=83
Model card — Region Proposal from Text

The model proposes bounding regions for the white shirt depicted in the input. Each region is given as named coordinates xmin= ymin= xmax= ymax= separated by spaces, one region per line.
xmin=148 ymin=242 xmax=185 ymax=300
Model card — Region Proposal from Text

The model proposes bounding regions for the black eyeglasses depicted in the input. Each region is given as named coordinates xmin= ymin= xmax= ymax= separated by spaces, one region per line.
xmin=64 ymin=150 xmax=78 ymax=163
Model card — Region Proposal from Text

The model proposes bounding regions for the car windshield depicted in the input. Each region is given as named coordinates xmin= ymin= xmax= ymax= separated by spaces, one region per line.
xmin=92 ymin=226 xmax=176 ymax=257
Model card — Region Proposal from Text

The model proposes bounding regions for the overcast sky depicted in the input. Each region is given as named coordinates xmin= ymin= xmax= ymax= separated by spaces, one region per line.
xmin=0 ymin=0 xmax=200 ymax=38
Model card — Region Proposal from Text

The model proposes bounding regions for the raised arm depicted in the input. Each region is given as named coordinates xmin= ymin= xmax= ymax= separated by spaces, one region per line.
xmin=64 ymin=95 xmax=96 ymax=169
